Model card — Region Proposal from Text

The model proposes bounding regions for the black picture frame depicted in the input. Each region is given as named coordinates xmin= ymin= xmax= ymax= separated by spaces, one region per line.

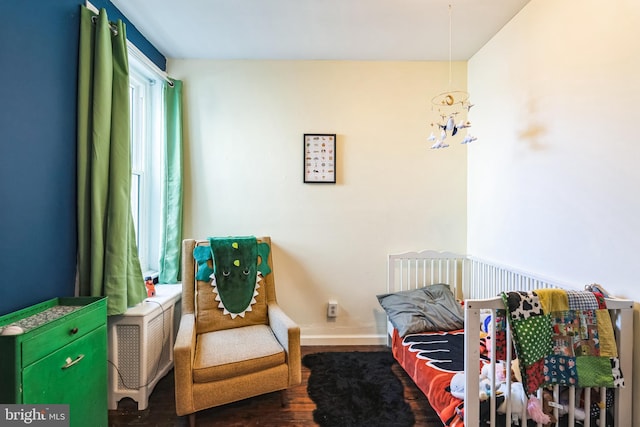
xmin=303 ymin=134 xmax=336 ymax=183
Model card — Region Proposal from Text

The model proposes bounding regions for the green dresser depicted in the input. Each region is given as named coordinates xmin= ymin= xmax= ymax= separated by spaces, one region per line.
xmin=0 ymin=297 xmax=107 ymax=427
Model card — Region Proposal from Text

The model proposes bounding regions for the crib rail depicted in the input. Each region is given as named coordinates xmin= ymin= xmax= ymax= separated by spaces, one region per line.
xmin=464 ymin=256 xmax=563 ymax=299
xmin=464 ymin=257 xmax=633 ymax=426
xmin=465 ymin=297 xmax=632 ymax=427
xmin=388 ymin=250 xmax=466 ymax=298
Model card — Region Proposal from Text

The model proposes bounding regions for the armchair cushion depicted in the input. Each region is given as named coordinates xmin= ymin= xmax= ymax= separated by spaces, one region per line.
xmin=193 ymin=324 xmax=285 ymax=383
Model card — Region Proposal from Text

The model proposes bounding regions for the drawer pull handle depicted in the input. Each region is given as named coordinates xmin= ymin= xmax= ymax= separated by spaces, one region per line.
xmin=62 ymin=354 xmax=85 ymax=369
xmin=70 ymin=327 xmax=79 ymax=335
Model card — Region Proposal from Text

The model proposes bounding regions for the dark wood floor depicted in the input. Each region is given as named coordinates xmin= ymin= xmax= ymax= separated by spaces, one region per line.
xmin=108 ymin=345 xmax=443 ymax=426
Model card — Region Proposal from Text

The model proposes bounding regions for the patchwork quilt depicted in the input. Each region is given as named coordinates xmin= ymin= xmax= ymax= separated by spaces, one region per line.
xmin=501 ymin=289 xmax=624 ymax=394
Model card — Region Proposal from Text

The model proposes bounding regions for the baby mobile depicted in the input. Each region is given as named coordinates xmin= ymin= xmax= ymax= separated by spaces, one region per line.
xmin=428 ymin=90 xmax=476 ymax=149
xmin=428 ymin=4 xmax=477 ymax=149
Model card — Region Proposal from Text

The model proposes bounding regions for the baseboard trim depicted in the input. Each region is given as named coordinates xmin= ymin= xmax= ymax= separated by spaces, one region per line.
xmin=301 ymin=334 xmax=387 ymax=346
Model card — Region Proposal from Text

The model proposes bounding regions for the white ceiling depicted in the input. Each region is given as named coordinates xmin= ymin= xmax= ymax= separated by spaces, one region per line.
xmin=110 ymin=0 xmax=531 ymax=61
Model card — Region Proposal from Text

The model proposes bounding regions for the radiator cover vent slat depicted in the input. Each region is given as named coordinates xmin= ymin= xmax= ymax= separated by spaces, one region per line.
xmin=116 ymin=324 xmax=141 ymax=389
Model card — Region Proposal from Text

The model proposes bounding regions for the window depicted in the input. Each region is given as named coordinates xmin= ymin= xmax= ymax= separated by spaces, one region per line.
xmin=128 ymin=49 xmax=164 ymax=276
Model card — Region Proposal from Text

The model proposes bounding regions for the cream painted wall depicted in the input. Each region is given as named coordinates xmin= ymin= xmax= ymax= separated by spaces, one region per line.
xmin=467 ymin=0 xmax=640 ymax=421
xmin=468 ymin=0 xmax=640 ymax=299
xmin=167 ymin=60 xmax=468 ymax=344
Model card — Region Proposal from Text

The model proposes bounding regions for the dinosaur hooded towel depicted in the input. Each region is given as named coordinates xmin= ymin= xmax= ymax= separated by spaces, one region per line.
xmin=208 ymin=236 xmax=271 ymax=319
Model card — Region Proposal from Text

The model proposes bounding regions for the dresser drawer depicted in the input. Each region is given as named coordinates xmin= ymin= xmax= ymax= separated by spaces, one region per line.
xmin=22 ymin=304 xmax=105 ymax=367
xmin=23 ymin=325 xmax=107 ymax=426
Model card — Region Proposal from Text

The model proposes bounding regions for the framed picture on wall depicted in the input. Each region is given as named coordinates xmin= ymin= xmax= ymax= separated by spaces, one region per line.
xmin=303 ymin=134 xmax=336 ymax=183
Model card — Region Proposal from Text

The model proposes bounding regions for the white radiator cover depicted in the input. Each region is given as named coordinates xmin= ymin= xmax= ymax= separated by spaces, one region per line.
xmin=107 ymin=284 xmax=182 ymax=410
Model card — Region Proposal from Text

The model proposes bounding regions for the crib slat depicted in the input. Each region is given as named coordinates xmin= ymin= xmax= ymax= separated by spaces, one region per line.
xmin=584 ymin=388 xmax=591 ymax=427
xmin=464 ymin=302 xmax=482 ymax=426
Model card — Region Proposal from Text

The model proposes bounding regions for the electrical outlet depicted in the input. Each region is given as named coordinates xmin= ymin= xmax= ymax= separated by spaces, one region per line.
xmin=327 ymin=301 xmax=338 ymax=318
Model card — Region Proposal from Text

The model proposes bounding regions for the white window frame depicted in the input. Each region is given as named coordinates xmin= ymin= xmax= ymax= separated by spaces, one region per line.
xmin=128 ymin=48 xmax=164 ymax=276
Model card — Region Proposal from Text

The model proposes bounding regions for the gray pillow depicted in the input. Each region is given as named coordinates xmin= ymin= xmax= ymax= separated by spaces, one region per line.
xmin=377 ymin=284 xmax=464 ymax=337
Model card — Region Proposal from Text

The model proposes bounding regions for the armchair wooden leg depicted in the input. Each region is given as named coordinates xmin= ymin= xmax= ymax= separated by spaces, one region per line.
xmin=280 ymin=389 xmax=289 ymax=408
xmin=189 ymin=413 xmax=196 ymax=427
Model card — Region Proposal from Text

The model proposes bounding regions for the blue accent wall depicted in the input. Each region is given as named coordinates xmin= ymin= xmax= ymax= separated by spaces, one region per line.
xmin=0 ymin=0 xmax=165 ymax=316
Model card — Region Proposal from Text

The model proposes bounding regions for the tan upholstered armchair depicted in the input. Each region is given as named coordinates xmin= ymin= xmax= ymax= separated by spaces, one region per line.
xmin=174 ymin=237 xmax=301 ymax=426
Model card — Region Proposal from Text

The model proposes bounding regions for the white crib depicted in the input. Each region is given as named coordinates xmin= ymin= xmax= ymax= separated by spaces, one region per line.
xmin=387 ymin=251 xmax=633 ymax=427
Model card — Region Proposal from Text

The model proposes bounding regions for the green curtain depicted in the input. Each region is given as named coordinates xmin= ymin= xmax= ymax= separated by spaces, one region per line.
xmin=77 ymin=6 xmax=146 ymax=315
xmin=158 ymin=80 xmax=184 ymax=284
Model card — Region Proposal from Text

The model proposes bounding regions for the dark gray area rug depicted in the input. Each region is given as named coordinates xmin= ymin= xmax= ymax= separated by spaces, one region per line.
xmin=302 ymin=351 xmax=415 ymax=427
